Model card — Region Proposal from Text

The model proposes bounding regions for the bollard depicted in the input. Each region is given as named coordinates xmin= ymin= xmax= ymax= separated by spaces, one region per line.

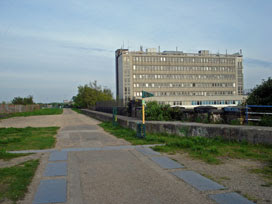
xmin=136 ymin=123 xmax=146 ymax=138
xmin=112 ymin=107 xmax=117 ymax=126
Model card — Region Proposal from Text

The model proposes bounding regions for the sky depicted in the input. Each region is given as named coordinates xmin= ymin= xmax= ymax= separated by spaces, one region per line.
xmin=0 ymin=0 xmax=271 ymax=103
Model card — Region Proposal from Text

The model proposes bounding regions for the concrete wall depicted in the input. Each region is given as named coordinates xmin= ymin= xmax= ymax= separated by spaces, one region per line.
xmin=0 ymin=104 xmax=40 ymax=114
xmin=82 ymin=109 xmax=272 ymax=145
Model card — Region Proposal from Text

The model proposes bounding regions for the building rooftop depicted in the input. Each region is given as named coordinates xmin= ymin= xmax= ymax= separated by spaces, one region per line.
xmin=116 ymin=48 xmax=243 ymax=57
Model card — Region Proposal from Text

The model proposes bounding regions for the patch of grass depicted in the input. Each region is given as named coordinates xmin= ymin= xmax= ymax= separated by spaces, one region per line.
xmin=219 ymin=176 xmax=231 ymax=180
xmin=242 ymin=193 xmax=258 ymax=203
xmin=71 ymin=108 xmax=82 ymax=114
xmin=250 ymin=160 xmax=272 ymax=180
xmin=100 ymin=122 xmax=272 ymax=179
xmin=0 ymin=127 xmax=59 ymax=158
xmin=0 ymin=159 xmax=39 ymax=204
xmin=1 ymin=108 xmax=63 ymax=119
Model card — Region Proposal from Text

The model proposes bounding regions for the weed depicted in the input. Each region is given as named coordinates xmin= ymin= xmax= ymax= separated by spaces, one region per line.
xmin=242 ymin=193 xmax=258 ymax=203
xmin=219 ymin=176 xmax=231 ymax=180
xmin=179 ymin=127 xmax=189 ymax=136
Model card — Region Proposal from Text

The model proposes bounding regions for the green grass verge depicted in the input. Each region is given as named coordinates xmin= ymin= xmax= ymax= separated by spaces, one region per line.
xmin=99 ymin=122 xmax=272 ymax=179
xmin=1 ymin=108 xmax=63 ymax=119
xmin=71 ymin=108 xmax=82 ymax=114
xmin=0 ymin=159 xmax=39 ymax=203
xmin=0 ymin=127 xmax=59 ymax=160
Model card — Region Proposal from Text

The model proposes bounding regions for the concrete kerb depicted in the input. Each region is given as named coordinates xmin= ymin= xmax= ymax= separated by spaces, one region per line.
xmin=81 ymin=109 xmax=272 ymax=145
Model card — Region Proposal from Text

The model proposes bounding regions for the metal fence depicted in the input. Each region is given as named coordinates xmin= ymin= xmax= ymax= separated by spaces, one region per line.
xmin=0 ymin=104 xmax=40 ymax=114
xmin=245 ymin=105 xmax=272 ymax=124
xmin=95 ymin=99 xmax=126 ymax=108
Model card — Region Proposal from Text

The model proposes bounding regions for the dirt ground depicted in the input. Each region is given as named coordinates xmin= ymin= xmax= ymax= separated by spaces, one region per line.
xmin=0 ymin=114 xmax=63 ymax=128
xmin=167 ymin=152 xmax=272 ymax=203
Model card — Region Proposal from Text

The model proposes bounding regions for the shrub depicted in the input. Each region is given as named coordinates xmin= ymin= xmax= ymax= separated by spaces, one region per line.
xmin=145 ymin=101 xmax=171 ymax=121
xmin=259 ymin=115 xmax=272 ymax=127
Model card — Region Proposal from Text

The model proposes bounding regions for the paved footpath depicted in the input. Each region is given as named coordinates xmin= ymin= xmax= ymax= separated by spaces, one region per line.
xmin=14 ymin=109 xmax=253 ymax=204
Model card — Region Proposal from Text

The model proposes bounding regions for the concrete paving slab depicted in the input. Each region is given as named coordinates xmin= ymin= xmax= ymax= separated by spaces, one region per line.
xmin=136 ymin=147 xmax=161 ymax=156
xmin=172 ymin=170 xmax=225 ymax=191
xmin=57 ymin=131 xmax=129 ymax=148
xmin=69 ymin=132 xmax=117 ymax=142
xmin=61 ymin=147 xmax=102 ymax=152
xmin=43 ymin=162 xmax=67 ymax=177
xmin=49 ymin=151 xmax=67 ymax=161
xmin=68 ymin=150 xmax=212 ymax=204
xmin=151 ymin=156 xmax=184 ymax=169
xmin=62 ymin=125 xmax=98 ymax=131
xmin=209 ymin=192 xmax=255 ymax=204
xmin=101 ymin=145 xmax=134 ymax=150
xmin=33 ymin=179 xmax=66 ymax=204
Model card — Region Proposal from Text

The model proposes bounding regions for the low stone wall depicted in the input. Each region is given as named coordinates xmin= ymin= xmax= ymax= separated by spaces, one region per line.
xmin=81 ymin=109 xmax=272 ymax=145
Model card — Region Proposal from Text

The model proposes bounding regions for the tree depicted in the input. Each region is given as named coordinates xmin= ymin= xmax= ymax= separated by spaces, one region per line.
xmin=73 ymin=81 xmax=113 ymax=108
xmin=246 ymin=77 xmax=272 ymax=105
xmin=12 ymin=95 xmax=34 ymax=105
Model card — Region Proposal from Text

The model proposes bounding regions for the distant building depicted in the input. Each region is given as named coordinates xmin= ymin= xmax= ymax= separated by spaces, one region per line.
xmin=63 ymin=100 xmax=70 ymax=104
xmin=115 ymin=48 xmax=246 ymax=108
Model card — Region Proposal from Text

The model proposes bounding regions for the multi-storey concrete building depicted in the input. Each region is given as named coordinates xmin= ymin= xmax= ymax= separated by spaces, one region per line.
xmin=115 ymin=48 xmax=245 ymax=108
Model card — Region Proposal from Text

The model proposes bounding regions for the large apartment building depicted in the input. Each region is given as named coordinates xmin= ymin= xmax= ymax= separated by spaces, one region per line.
xmin=115 ymin=48 xmax=245 ymax=108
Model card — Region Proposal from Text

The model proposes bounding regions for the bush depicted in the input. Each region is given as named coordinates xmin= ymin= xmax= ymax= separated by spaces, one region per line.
xmin=145 ymin=101 xmax=171 ymax=121
xmin=259 ymin=115 xmax=272 ymax=127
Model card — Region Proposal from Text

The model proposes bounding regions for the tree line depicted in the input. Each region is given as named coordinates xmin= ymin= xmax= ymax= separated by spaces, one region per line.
xmin=72 ymin=81 xmax=113 ymax=108
xmin=11 ymin=96 xmax=34 ymax=105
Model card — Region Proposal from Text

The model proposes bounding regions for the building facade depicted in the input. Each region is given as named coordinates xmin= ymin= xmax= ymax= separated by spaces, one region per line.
xmin=115 ymin=48 xmax=245 ymax=108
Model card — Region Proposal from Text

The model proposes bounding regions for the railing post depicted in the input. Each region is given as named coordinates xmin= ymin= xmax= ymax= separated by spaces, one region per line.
xmin=245 ymin=105 xmax=248 ymax=125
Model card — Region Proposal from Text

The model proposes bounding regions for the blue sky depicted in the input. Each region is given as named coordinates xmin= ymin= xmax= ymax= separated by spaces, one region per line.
xmin=0 ymin=0 xmax=271 ymax=102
